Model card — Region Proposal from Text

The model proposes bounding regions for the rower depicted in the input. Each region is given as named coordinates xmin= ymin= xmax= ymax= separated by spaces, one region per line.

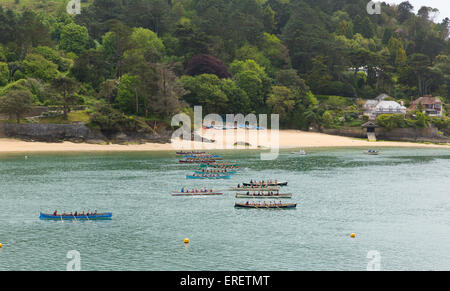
xmin=53 ymin=210 xmax=57 ymax=216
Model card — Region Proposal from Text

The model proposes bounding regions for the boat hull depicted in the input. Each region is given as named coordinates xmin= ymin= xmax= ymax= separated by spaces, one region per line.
xmin=235 ymin=194 xmax=292 ymax=199
xmin=176 ymin=151 xmax=205 ymax=155
xmin=234 ymin=203 xmax=296 ymax=209
xmin=195 ymin=170 xmax=237 ymax=175
xmin=186 ymin=175 xmax=231 ymax=179
xmin=230 ymin=187 xmax=280 ymax=191
xmin=171 ymin=192 xmax=223 ymax=196
xmin=40 ymin=213 xmax=112 ymax=220
xmin=200 ymin=163 xmax=238 ymax=168
xmin=243 ymin=182 xmax=288 ymax=187
xmin=179 ymin=160 xmax=216 ymax=164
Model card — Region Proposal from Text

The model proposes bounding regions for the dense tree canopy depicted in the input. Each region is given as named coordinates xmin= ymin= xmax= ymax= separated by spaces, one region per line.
xmin=0 ymin=0 xmax=449 ymax=131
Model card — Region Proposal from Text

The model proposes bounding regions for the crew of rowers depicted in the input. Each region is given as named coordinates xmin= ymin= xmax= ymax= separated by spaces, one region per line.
xmin=211 ymin=165 xmax=239 ymax=169
xmin=177 ymin=151 xmax=206 ymax=155
xmin=247 ymin=180 xmax=278 ymax=186
xmin=244 ymin=191 xmax=280 ymax=196
xmin=236 ymin=184 xmax=274 ymax=189
xmin=186 ymin=155 xmax=220 ymax=159
xmin=52 ymin=210 xmax=97 ymax=216
xmin=180 ymin=187 xmax=214 ymax=193
xmin=209 ymin=163 xmax=236 ymax=167
xmin=192 ymin=173 xmax=227 ymax=177
xmin=244 ymin=201 xmax=285 ymax=207
xmin=200 ymin=168 xmax=233 ymax=173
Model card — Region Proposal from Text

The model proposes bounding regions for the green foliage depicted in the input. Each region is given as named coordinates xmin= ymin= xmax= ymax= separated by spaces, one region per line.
xmin=0 ymin=90 xmax=34 ymax=123
xmin=33 ymin=46 xmax=73 ymax=72
xmin=377 ymin=114 xmax=408 ymax=130
xmin=1 ymin=0 xmax=449 ymax=132
xmin=89 ymin=104 xmax=134 ymax=133
xmin=322 ymin=111 xmax=334 ymax=128
xmin=22 ymin=54 xmax=59 ymax=81
xmin=59 ymin=23 xmax=90 ymax=54
xmin=116 ymin=74 xmax=141 ymax=115
xmin=0 ymin=62 xmax=9 ymax=86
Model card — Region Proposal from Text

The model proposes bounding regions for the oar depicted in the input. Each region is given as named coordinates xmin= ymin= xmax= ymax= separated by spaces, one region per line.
xmin=60 ymin=214 xmax=64 ymax=223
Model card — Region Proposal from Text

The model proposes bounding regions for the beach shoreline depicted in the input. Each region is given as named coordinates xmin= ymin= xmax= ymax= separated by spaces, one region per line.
xmin=0 ymin=130 xmax=448 ymax=153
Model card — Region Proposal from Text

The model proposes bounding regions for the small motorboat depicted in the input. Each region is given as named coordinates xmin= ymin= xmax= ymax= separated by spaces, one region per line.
xmin=364 ymin=150 xmax=379 ymax=155
xmin=291 ymin=149 xmax=307 ymax=155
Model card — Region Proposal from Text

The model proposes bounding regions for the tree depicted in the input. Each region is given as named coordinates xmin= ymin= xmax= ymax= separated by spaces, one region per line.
xmin=71 ymin=49 xmax=113 ymax=89
xmin=0 ymin=62 xmax=9 ymax=86
xmin=99 ymin=79 xmax=118 ymax=104
xmin=181 ymin=74 xmax=229 ymax=114
xmin=398 ymin=1 xmax=414 ymax=23
xmin=102 ymin=20 xmax=133 ymax=78
xmin=0 ymin=90 xmax=34 ymax=123
xmin=230 ymin=60 xmax=272 ymax=111
xmin=151 ymin=64 xmax=187 ymax=119
xmin=220 ymin=78 xmax=250 ymax=113
xmin=115 ymin=74 xmax=142 ymax=115
xmin=127 ymin=27 xmax=165 ymax=63
xmin=307 ymin=56 xmax=333 ymax=94
xmin=186 ymin=54 xmax=232 ymax=79
xmin=407 ymin=53 xmax=431 ymax=96
xmin=59 ymin=23 xmax=90 ymax=55
xmin=50 ymin=76 xmax=80 ymax=118
xmin=266 ymin=86 xmax=296 ymax=123
xmin=22 ymin=54 xmax=59 ymax=81
xmin=322 ymin=111 xmax=333 ymax=128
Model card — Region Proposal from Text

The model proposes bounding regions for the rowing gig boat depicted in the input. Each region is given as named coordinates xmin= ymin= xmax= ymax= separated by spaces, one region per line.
xmin=234 ymin=203 xmax=296 ymax=209
xmin=176 ymin=151 xmax=205 ymax=155
xmin=243 ymin=182 xmax=288 ymax=187
xmin=179 ymin=160 xmax=216 ymax=164
xmin=195 ymin=170 xmax=237 ymax=175
xmin=39 ymin=213 xmax=112 ymax=220
xmin=171 ymin=192 xmax=223 ymax=196
xmin=230 ymin=186 xmax=280 ymax=191
xmin=235 ymin=193 xmax=292 ymax=199
xmin=200 ymin=163 xmax=239 ymax=168
xmin=186 ymin=175 xmax=231 ymax=179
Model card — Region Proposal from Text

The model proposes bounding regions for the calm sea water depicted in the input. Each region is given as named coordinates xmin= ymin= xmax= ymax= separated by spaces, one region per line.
xmin=0 ymin=148 xmax=449 ymax=271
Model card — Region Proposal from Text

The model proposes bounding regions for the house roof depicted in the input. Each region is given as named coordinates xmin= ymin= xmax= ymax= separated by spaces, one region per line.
xmin=362 ymin=121 xmax=378 ymax=128
xmin=375 ymin=93 xmax=390 ymax=101
xmin=365 ymin=100 xmax=378 ymax=106
xmin=410 ymin=96 xmax=443 ymax=109
xmin=376 ymin=101 xmax=406 ymax=110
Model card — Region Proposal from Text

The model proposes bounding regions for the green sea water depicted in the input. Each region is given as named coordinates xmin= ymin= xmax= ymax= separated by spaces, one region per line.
xmin=0 ymin=147 xmax=449 ymax=271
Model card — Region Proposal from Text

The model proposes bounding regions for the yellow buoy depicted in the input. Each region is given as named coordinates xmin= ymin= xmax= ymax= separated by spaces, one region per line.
xmin=0 ymin=243 xmax=3 ymax=248
xmin=184 ymin=238 xmax=190 ymax=244
xmin=350 ymin=233 xmax=356 ymax=238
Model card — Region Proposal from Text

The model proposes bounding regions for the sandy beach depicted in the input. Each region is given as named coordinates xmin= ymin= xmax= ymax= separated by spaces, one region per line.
xmin=0 ymin=130 xmax=448 ymax=153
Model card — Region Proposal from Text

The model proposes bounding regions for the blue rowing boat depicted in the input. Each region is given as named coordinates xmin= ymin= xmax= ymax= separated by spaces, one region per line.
xmin=39 ymin=213 xmax=112 ymax=220
xmin=186 ymin=175 xmax=231 ymax=179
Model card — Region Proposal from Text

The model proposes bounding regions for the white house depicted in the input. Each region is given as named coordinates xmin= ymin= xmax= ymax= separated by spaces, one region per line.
xmin=364 ymin=94 xmax=406 ymax=120
xmin=375 ymin=101 xmax=407 ymax=115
